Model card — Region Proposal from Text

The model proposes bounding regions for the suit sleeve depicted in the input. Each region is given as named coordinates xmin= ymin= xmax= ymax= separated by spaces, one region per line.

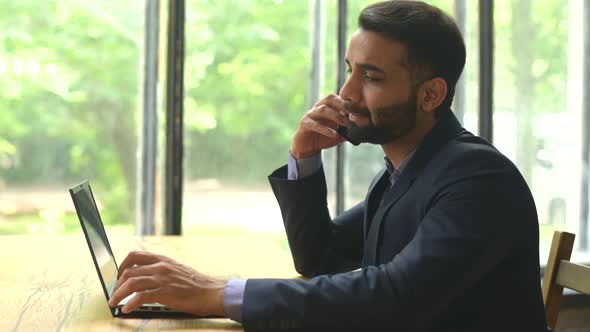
xmin=268 ymin=165 xmax=365 ymax=277
xmin=246 ymin=156 xmax=536 ymax=331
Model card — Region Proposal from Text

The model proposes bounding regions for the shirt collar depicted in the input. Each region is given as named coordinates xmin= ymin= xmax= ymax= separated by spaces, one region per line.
xmin=384 ymin=149 xmax=416 ymax=182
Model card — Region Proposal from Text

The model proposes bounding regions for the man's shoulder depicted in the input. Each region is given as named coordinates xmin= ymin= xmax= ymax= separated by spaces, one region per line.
xmin=444 ymin=132 xmax=515 ymax=169
xmin=425 ymin=132 xmax=524 ymax=184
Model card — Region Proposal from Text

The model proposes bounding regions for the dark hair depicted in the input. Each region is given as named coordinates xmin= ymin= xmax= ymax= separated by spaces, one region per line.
xmin=359 ymin=0 xmax=466 ymax=112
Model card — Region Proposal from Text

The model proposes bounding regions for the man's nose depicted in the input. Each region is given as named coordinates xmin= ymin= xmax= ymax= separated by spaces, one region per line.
xmin=339 ymin=76 xmax=361 ymax=105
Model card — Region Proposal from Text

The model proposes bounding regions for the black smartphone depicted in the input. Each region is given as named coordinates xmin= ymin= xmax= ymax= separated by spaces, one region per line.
xmin=336 ymin=125 xmax=361 ymax=146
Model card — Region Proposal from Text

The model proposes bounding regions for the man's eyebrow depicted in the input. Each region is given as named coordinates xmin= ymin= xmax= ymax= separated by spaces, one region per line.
xmin=344 ymin=59 xmax=385 ymax=74
xmin=358 ymin=63 xmax=385 ymax=73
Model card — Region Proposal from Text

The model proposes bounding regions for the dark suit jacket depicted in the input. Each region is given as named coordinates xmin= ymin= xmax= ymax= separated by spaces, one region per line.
xmin=242 ymin=111 xmax=548 ymax=331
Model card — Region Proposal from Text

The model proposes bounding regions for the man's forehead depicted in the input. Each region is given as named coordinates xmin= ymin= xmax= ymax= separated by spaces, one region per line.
xmin=346 ymin=30 xmax=408 ymax=69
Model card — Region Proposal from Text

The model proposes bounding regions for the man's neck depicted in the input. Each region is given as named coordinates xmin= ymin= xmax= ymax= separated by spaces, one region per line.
xmin=381 ymin=116 xmax=437 ymax=169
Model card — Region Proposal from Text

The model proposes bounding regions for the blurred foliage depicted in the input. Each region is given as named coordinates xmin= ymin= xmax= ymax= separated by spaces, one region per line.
xmin=0 ymin=0 xmax=571 ymax=231
xmin=183 ymin=0 xmax=314 ymax=182
xmin=0 ymin=0 xmax=142 ymax=224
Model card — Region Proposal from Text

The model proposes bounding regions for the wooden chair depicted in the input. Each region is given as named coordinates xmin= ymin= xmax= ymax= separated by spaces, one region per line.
xmin=542 ymin=231 xmax=590 ymax=330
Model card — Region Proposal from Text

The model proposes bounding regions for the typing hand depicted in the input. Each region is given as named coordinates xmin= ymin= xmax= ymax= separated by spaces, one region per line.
xmin=108 ymin=251 xmax=227 ymax=316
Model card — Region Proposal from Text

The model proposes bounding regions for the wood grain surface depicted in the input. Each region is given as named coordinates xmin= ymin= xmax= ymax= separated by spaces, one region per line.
xmin=0 ymin=235 xmax=296 ymax=331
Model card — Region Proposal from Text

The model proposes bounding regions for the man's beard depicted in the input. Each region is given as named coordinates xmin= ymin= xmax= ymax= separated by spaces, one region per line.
xmin=343 ymin=91 xmax=418 ymax=145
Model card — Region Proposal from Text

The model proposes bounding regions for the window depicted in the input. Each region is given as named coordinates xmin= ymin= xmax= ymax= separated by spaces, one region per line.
xmin=491 ymin=0 xmax=588 ymax=262
xmin=4 ymin=0 xmax=588 ymax=268
xmin=181 ymin=0 xmax=316 ymax=238
xmin=0 ymin=1 xmax=144 ymax=235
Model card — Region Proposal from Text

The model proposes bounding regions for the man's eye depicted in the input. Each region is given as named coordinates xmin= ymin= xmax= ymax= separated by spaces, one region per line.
xmin=346 ymin=68 xmax=352 ymax=75
xmin=364 ymin=75 xmax=381 ymax=82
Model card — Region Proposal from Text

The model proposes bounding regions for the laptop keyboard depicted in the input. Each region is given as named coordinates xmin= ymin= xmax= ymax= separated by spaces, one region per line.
xmin=138 ymin=305 xmax=174 ymax=312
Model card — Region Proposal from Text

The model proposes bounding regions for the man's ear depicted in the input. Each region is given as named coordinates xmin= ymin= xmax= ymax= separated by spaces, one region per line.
xmin=419 ymin=77 xmax=447 ymax=113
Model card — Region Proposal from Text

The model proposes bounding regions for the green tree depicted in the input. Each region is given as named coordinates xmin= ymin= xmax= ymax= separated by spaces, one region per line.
xmin=0 ymin=0 xmax=142 ymax=223
xmin=183 ymin=0 xmax=314 ymax=183
xmin=494 ymin=0 xmax=568 ymax=184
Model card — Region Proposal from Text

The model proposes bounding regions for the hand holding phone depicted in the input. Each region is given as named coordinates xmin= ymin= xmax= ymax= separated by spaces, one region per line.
xmin=336 ymin=125 xmax=361 ymax=146
xmin=291 ymin=94 xmax=358 ymax=158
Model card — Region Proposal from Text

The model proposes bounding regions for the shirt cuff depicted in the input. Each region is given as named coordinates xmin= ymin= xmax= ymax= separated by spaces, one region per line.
xmin=287 ymin=151 xmax=322 ymax=180
xmin=223 ymin=279 xmax=247 ymax=322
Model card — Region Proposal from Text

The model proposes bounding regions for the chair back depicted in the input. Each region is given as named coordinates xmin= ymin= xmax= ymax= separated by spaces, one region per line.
xmin=542 ymin=231 xmax=590 ymax=330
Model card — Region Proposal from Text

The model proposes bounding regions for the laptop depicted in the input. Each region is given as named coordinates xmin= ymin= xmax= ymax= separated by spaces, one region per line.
xmin=69 ymin=180 xmax=196 ymax=318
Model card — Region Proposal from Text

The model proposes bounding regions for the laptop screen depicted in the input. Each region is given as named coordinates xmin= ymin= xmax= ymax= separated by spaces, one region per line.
xmin=69 ymin=181 xmax=118 ymax=299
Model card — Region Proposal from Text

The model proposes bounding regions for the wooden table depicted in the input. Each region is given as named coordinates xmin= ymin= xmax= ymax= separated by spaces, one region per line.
xmin=0 ymin=234 xmax=297 ymax=331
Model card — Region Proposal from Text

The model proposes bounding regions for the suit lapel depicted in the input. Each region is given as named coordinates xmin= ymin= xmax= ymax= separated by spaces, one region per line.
xmin=361 ymin=110 xmax=466 ymax=266
xmin=363 ymin=172 xmax=415 ymax=266
xmin=363 ymin=169 xmax=388 ymax=236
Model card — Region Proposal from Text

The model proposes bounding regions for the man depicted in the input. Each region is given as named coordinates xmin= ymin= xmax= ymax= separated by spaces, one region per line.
xmin=109 ymin=1 xmax=548 ymax=331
